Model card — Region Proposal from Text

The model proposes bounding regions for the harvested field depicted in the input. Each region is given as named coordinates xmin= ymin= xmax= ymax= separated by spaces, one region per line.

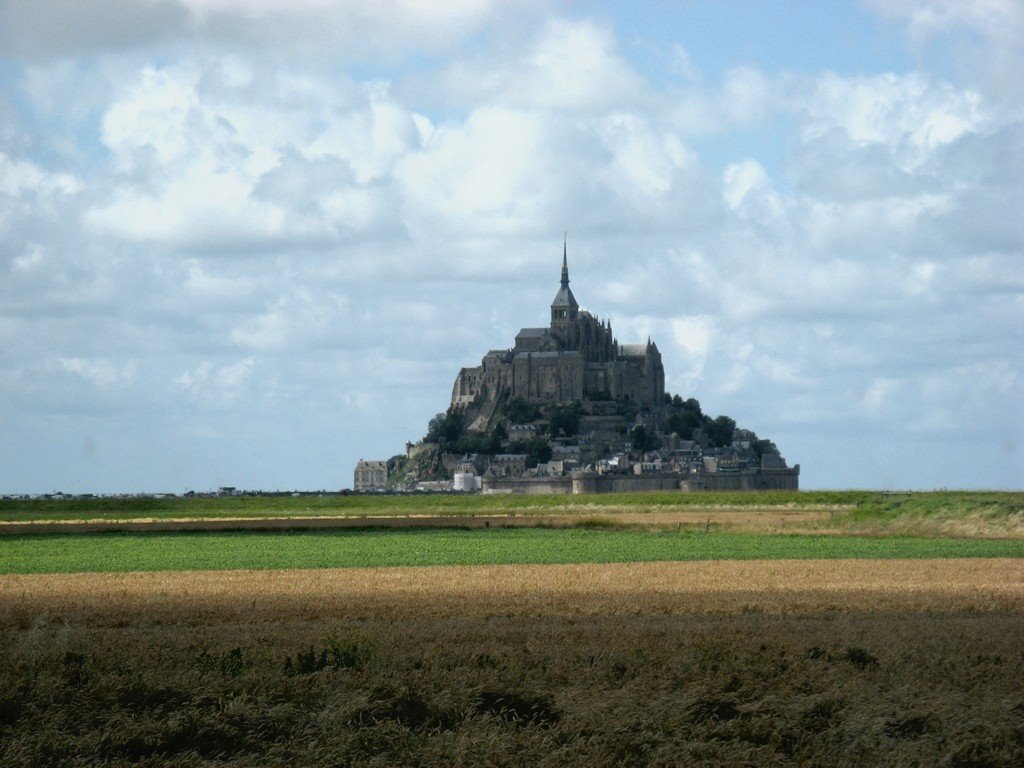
xmin=2 ymin=558 xmax=1021 ymax=625
xmin=1 ymin=560 xmax=1022 ymax=767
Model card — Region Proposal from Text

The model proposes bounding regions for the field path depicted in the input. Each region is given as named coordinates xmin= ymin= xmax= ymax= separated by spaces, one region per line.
xmin=2 ymin=558 xmax=1020 ymax=625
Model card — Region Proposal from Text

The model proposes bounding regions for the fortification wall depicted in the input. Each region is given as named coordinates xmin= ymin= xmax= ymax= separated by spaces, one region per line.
xmin=483 ymin=470 xmax=797 ymax=495
xmin=681 ymin=469 xmax=799 ymax=492
xmin=481 ymin=477 xmax=573 ymax=495
xmin=572 ymin=475 xmax=682 ymax=494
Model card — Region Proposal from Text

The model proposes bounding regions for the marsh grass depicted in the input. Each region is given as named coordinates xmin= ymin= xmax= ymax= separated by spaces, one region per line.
xmin=1 ymin=490 xmax=873 ymax=522
xmin=4 ymin=491 xmax=1022 ymax=541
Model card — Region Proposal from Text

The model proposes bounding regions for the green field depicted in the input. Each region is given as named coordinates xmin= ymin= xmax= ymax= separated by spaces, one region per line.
xmin=2 ymin=528 xmax=1022 ymax=574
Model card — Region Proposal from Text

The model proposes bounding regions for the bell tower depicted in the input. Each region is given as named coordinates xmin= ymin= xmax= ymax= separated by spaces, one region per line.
xmin=550 ymin=238 xmax=579 ymax=328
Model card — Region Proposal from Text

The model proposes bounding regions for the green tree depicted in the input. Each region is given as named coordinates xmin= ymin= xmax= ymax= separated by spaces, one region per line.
xmin=705 ymin=415 xmax=736 ymax=448
xmin=548 ymin=402 xmax=582 ymax=438
xmin=524 ymin=438 xmax=552 ymax=468
xmin=616 ymin=397 xmax=640 ymax=421
xmin=486 ymin=422 xmax=508 ymax=454
xmin=668 ymin=410 xmax=702 ymax=440
xmin=424 ymin=411 xmax=464 ymax=451
xmin=503 ymin=397 xmax=539 ymax=424
xmin=631 ymin=425 xmax=660 ymax=452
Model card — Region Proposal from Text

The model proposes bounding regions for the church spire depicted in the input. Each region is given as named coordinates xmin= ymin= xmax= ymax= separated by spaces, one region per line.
xmin=551 ymin=235 xmax=578 ymax=325
xmin=561 ymin=233 xmax=569 ymax=287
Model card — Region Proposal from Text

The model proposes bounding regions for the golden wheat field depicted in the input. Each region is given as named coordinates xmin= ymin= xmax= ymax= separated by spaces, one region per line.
xmin=2 ymin=558 xmax=1022 ymax=625
xmin=2 ymin=558 xmax=1023 ymax=766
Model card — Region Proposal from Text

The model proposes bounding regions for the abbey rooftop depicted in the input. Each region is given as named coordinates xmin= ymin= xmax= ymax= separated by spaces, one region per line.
xmin=356 ymin=245 xmax=798 ymax=494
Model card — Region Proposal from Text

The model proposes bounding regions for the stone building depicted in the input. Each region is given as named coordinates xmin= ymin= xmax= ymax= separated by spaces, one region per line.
xmin=353 ymin=459 xmax=388 ymax=491
xmin=451 ymin=246 xmax=665 ymax=430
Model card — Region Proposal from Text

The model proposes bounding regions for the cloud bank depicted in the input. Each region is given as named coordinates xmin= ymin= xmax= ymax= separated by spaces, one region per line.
xmin=0 ymin=0 xmax=1020 ymax=491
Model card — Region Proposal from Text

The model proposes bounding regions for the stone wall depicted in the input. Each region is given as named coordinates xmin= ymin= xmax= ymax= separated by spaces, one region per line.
xmin=481 ymin=477 xmax=573 ymax=495
xmin=571 ymin=474 xmax=682 ymax=494
xmin=480 ymin=468 xmax=798 ymax=495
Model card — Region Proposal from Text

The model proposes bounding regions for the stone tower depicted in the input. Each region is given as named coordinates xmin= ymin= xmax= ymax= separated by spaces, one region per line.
xmin=550 ymin=240 xmax=578 ymax=328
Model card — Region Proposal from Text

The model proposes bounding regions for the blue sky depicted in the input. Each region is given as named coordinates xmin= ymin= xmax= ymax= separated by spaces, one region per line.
xmin=0 ymin=0 xmax=1021 ymax=492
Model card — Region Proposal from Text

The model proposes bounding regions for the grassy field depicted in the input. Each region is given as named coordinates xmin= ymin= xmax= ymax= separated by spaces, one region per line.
xmin=2 ymin=562 xmax=1021 ymax=767
xmin=3 ymin=492 xmax=1021 ymax=765
xmin=0 ymin=489 xmax=1016 ymax=517
xmin=3 ymin=490 xmax=1021 ymax=539
xmin=0 ymin=489 xmax=873 ymax=520
xmin=3 ymin=528 xmax=1023 ymax=574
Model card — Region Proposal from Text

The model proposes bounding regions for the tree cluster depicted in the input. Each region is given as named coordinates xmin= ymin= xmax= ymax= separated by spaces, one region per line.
xmin=424 ymin=412 xmax=508 ymax=456
xmin=547 ymin=402 xmax=582 ymax=438
xmin=665 ymin=396 xmax=736 ymax=448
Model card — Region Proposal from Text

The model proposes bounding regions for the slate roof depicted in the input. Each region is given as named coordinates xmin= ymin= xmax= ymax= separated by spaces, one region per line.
xmin=552 ymin=245 xmax=579 ymax=308
xmin=551 ymin=283 xmax=578 ymax=308
xmin=516 ymin=327 xmax=548 ymax=338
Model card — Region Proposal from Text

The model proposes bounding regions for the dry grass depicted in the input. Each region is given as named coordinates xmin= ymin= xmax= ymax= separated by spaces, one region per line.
xmin=2 ymin=559 xmax=1022 ymax=627
xmin=4 ymin=504 xmax=1020 ymax=539
xmin=2 ymin=614 xmax=1021 ymax=765
xmin=4 ymin=492 xmax=1022 ymax=542
xmin=835 ymin=508 xmax=1024 ymax=540
xmin=3 ymin=560 xmax=1023 ymax=766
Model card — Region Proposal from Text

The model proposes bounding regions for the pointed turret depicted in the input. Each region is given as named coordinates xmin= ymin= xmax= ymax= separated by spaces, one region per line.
xmin=551 ymin=238 xmax=578 ymax=327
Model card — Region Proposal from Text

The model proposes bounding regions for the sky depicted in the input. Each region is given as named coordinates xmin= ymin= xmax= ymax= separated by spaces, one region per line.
xmin=0 ymin=0 xmax=1021 ymax=493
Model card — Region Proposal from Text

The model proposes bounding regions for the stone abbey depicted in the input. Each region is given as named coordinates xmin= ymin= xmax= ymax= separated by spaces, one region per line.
xmin=452 ymin=245 xmax=665 ymax=430
xmin=359 ymin=243 xmax=798 ymax=493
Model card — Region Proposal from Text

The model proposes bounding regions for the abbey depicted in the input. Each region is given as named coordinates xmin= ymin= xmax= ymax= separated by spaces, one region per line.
xmin=361 ymin=243 xmax=798 ymax=494
xmin=452 ymin=246 xmax=665 ymax=428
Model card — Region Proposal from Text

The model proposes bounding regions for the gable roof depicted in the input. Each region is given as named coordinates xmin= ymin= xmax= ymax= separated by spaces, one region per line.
xmin=516 ymin=327 xmax=549 ymax=339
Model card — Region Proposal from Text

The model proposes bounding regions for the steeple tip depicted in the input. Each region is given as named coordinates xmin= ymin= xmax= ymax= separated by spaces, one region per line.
xmin=560 ymin=233 xmax=569 ymax=287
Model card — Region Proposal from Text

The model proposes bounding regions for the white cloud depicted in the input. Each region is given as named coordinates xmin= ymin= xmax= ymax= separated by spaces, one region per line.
xmin=596 ymin=114 xmax=695 ymax=199
xmin=60 ymin=358 xmax=138 ymax=390
xmin=721 ymin=159 xmax=786 ymax=229
xmin=397 ymin=106 xmax=548 ymax=234
xmin=720 ymin=67 xmax=771 ymax=124
xmin=0 ymin=152 xmax=81 ymax=198
xmin=101 ymin=66 xmax=202 ymax=167
xmin=434 ymin=18 xmax=647 ymax=111
xmin=11 ymin=244 xmax=45 ymax=273
xmin=306 ymin=91 xmax=422 ymax=184
xmin=1 ymin=3 xmax=1021 ymax=492
xmin=671 ymin=315 xmax=715 ymax=384
xmin=84 ymin=62 xmax=410 ymax=249
xmin=865 ymin=0 xmax=1024 ymax=99
xmin=174 ymin=356 xmax=255 ymax=398
xmin=798 ymin=72 xmax=988 ymax=170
